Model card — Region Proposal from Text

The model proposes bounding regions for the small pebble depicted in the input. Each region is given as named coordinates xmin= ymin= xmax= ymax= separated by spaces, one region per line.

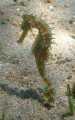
xmin=67 ymin=75 xmax=72 ymax=79
xmin=17 ymin=8 xmax=20 ymax=11
xmin=47 ymin=0 xmax=51 ymax=3
xmin=13 ymin=0 xmax=17 ymax=2
xmin=1 ymin=21 xmax=6 ymax=24
xmin=69 ymin=20 xmax=73 ymax=24
xmin=0 ymin=64 xmax=2 ymax=66
xmin=20 ymin=2 xmax=26 ymax=6
xmin=50 ymin=5 xmax=53 ymax=10
xmin=64 ymin=4 xmax=69 ymax=7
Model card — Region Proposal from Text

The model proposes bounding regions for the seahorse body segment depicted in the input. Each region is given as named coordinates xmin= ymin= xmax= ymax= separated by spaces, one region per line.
xmin=17 ymin=13 xmax=55 ymax=104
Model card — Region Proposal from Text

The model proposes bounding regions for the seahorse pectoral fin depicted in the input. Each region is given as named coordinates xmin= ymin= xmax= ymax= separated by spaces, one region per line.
xmin=17 ymin=30 xmax=28 ymax=44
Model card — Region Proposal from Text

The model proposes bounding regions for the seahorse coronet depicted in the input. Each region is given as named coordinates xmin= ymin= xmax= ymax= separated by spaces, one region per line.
xmin=17 ymin=13 xmax=55 ymax=104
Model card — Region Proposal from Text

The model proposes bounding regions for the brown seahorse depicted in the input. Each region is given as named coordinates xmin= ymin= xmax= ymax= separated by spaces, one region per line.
xmin=17 ymin=13 xmax=55 ymax=104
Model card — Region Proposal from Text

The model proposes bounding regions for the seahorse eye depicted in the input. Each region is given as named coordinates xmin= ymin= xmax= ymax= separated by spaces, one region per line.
xmin=21 ymin=23 xmax=25 ymax=30
xmin=21 ymin=20 xmax=31 ymax=30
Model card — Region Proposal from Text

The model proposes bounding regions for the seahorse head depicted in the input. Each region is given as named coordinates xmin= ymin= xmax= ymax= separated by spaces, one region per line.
xmin=21 ymin=14 xmax=36 ymax=30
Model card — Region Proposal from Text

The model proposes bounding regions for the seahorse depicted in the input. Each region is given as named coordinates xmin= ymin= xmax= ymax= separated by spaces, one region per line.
xmin=17 ymin=13 xmax=55 ymax=104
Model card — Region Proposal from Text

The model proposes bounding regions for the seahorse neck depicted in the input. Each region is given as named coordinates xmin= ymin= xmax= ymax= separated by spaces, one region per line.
xmin=31 ymin=19 xmax=45 ymax=32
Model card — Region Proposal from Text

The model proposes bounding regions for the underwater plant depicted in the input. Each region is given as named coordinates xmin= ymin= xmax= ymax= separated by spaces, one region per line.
xmin=67 ymin=84 xmax=74 ymax=115
xmin=72 ymin=82 xmax=75 ymax=99
xmin=17 ymin=13 xmax=55 ymax=104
